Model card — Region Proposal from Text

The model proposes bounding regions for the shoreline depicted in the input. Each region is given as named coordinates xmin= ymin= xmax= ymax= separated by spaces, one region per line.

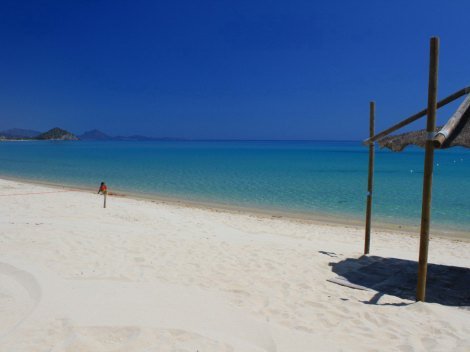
xmin=1 ymin=174 xmax=468 ymax=242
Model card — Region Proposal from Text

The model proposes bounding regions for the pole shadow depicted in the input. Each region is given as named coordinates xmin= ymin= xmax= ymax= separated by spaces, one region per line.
xmin=329 ymin=255 xmax=470 ymax=307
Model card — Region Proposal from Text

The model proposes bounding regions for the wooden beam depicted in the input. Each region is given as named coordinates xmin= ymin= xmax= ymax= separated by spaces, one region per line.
xmin=364 ymin=87 xmax=470 ymax=144
xmin=433 ymin=93 xmax=470 ymax=148
xmin=364 ymin=101 xmax=375 ymax=255
xmin=416 ymin=37 xmax=439 ymax=302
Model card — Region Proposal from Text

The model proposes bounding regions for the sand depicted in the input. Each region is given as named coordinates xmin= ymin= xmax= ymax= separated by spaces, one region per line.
xmin=0 ymin=178 xmax=469 ymax=351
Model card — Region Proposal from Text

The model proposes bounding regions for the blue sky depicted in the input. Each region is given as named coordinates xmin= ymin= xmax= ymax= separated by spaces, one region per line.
xmin=1 ymin=0 xmax=469 ymax=139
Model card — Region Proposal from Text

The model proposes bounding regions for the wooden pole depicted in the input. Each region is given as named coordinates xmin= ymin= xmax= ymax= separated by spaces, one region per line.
xmin=104 ymin=193 xmax=107 ymax=208
xmin=364 ymin=101 xmax=375 ymax=254
xmin=433 ymin=94 xmax=470 ymax=148
xmin=416 ymin=37 xmax=439 ymax=302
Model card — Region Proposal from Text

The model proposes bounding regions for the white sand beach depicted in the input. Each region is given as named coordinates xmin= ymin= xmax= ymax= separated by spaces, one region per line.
xmin=0 ymin=178 xmax=469 ymax=351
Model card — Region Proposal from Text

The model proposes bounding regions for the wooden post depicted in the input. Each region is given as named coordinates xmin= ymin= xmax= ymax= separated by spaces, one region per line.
xmin=416 ymin=37 xmax=439 ymax=302
xmin=364 ymin=101 xmax=375 ymax=254
xmin=103 ymin=193 xmax=107 ymax=208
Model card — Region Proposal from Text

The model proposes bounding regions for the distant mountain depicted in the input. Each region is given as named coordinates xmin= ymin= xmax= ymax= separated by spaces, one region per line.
xmin=0 ymin=126 xmax=184 ymax=142
xmin=0 ymin=128 xmax=41 ymax=138
xmin=79 ymin=129 xmax=112 ymax=141
xmin=36 ymin=128 xmax=79 ymax=141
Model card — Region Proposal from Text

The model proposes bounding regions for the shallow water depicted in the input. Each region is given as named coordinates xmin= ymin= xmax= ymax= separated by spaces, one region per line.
xmin=0 ymin=140 xmax=469 ymax=231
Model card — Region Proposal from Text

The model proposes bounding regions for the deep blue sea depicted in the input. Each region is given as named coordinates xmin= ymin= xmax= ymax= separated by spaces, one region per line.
xmin=1 ymin=140 xmax=469 ymax=232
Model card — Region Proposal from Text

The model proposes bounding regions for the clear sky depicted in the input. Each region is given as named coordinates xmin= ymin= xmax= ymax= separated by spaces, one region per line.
xmin=1 ymin=0 xmax=469 ymax=140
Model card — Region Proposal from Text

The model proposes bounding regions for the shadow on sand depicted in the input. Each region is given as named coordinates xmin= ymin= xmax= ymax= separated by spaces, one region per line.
xmin=329 ymin=255 xmax=470 ymax=307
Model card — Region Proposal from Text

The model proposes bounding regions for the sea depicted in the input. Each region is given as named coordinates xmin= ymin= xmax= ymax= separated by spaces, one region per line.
xmin=1 ymin=140 xmax=469 ymax=232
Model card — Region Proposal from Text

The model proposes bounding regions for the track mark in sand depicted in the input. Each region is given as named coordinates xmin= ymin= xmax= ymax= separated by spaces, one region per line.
xmin=54 ymin=280 xmax=278 ymax=352
xmin=0 ymin=261 xmax=277 ymax=352
xmin=50 ymin=326 xmax=235 ymax=352
xmin=0 ymin=262 xmax=41 ymax=338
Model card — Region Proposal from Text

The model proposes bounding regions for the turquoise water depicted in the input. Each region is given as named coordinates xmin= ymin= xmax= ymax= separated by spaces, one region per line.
xmin=0 ymin=140 xmax=469 ymax=231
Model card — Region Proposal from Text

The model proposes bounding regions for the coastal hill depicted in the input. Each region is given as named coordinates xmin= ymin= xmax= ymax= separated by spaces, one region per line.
xmin=0 ymin=127 xmax=78 ymax=141
xmin=36 ymin=128 xmax=79 ymax=141
xmin=79 ymin=129 xmax=112 ymax=141
xmin=1 ymin=127 xmax=183 ymax=141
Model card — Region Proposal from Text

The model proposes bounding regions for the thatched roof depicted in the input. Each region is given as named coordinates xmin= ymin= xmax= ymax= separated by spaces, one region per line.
xmin=378 ymin=127 xmax=439 ymax=152
xmin=378 ymin=96 xmax=470 ymax=152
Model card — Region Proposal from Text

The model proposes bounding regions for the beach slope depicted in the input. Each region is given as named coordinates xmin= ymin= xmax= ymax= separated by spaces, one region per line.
xmin=0 ymin=179 xmax=469 ymax=351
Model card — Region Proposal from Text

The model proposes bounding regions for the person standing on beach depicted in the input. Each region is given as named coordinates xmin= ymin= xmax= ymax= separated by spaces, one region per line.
xmin=98 ymin=182 xmax=108 ymax=195
xmin=98 ymin=182 xmax=108 ymax=208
